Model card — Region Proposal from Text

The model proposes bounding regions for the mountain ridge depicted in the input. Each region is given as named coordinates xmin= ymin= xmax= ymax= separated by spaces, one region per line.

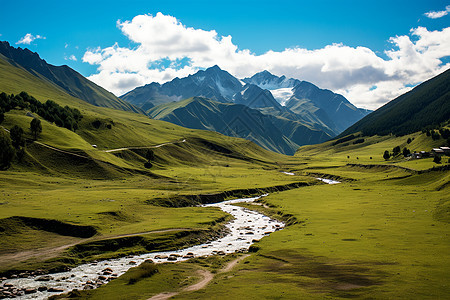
xmin=0 ymin=41 xmax=142 ymax=114
xmin=147 ymin=97 xmax=333 ymax=155
xmin=339 ymin=68 xmax=450 ymax=137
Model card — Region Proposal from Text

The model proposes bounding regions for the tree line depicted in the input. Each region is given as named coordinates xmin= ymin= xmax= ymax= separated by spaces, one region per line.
xmin=0 ymin=91 xmax=83 ymax=170
xmin=0 ymin=91 xmax=82 ymax=131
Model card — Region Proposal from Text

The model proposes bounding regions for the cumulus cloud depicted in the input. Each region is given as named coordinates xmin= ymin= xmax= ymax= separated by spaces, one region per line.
xmin=16 ymin=33 xmax=46 ymax=45
xmin=65 ymin=54 xmax=77 ymax=61
xmin=424 ymin=5 xmax=450 ymax=19
xmin=83 ymin=13 xmax=450 ymax=109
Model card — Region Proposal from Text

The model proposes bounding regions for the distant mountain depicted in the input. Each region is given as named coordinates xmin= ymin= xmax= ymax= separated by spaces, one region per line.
xmin=339 ymin=69 xmax=450 ymax=137
xmin=121 ymin=66 xmax=369 ymax=152
xmin=121 ymin=65 xmax=243 ymax=109
xmin=242 ymin=70 xmax=299 ymax=90
xmin=0 ymin=41 xmax=142 ymax=113
xmin=244 ymin=71 xmax=371 ymax=134
xmin=233 ymin=84 xmax=283 ymax=110
xmin=147 ymin=97 xmax=332 ymax=155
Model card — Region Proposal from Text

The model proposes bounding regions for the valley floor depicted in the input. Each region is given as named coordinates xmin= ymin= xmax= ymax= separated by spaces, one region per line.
xmin=0 ymin=132 xmax=449 ymax=299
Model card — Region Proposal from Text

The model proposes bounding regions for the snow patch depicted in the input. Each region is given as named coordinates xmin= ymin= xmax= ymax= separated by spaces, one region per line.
xmin=270 ymin=88 xmax=294 ymax=106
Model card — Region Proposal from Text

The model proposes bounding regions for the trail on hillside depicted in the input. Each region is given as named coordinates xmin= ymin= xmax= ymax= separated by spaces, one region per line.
xmin=104 ymin=139 xmax=186 ymax=153
xmin=148 ymin=254 xmax=250 ymax=300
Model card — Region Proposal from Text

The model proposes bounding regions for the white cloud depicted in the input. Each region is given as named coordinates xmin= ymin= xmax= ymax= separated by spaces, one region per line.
xmin=16 ymin=33 xmax=46 ymax=45
xmin=424 ymin=5 xmax=450 ymax=19
xmin=65 ymin=54 xmax=77 ymax=61
xmin=83 ymin=13 xmax=450 ymax=110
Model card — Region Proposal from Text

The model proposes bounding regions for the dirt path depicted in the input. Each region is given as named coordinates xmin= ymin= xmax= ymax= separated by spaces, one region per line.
xmin=1 ymin=125 xmax=186 ymax=159
xmin=148 ymin=254 xmax=250 ymax=300
xmin=104 ymin=139 xmax=186 ymax=153
xmin=0 ymin=228 xmax=190 ymax=267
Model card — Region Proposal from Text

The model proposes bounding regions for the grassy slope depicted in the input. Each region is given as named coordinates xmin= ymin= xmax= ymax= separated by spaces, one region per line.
xmin=0 ymin=57 xmax=308 ymax=274
xmin=339 ymin=68 xmax=450 ymax=137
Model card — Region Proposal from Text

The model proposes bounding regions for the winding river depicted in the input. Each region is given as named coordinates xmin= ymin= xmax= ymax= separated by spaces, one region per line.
xmin=3 ymin=178 xmax=340 ymax=299
xmin=2 ymin=195 xmax=284 ymax=299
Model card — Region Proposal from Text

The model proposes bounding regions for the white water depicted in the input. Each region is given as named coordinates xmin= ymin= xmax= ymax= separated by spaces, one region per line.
xmin=316 ymin=178 xmax=341 ymax=184
xmin=3 ymin=195 xmax=284 ymax=299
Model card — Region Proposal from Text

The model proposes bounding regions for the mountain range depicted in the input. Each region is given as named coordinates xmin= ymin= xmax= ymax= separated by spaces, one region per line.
xmin=0 ymin=41 xmax=372 ymax=155
xmin=122 ymin=66 xmax=371 ymax=154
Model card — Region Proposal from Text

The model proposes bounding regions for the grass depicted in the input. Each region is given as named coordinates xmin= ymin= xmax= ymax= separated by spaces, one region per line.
xmin=155 ymin=164 xmax=448 ymax=299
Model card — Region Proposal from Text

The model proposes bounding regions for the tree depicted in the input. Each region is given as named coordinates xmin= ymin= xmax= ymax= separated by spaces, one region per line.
xmin=433 ymin=155 xmax=441 ymax=164
xmin=0 ymin=131 xmax=15 ymax=170
xmin=383 ymin=150 xmax=390 ymax=160
xmin=407 ymin=137 xmax=412 ymax=144
xmin=403 ymin=147 xmax=411 ymax=157
xmin=0 ymin=110 xmax=4 ymax=124
xmin=30 ymin=118 xmax=42 ymax=140
xmin=10 ymin=125 xmax=25 ymax=149
xmin=393 ymin=146 xmax=401 ymax=156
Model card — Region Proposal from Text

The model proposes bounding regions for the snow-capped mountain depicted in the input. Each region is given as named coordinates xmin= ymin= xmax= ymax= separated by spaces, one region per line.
xmin=120 ymin=66 xmax=371 ymax=154
xmin=242 ymin=70 xmax=299 ymax=90
xmin=121 ymin=65 xmax=243 ymax=109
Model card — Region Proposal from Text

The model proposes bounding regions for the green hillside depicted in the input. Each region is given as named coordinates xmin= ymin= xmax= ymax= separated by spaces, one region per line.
xmin=148 ymin=97 xmax=332 ymax=155
xmin=0 ymin=42 xmax=142 ymax=114
xmin=340 ymin=68 xmax=450 ymax=137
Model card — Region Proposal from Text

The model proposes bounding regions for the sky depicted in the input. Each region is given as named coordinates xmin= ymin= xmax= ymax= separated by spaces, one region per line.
xmin=0 ymin=0 xmax=449 ymax=109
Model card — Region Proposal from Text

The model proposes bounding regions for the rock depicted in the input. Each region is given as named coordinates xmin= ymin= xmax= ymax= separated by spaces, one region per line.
xmin=245 ymin=231 xmax=254 ymax=235
xmin=48 ymin=287 xmax=64 ymax=292
xmin=24 ymin=288 xmax=37 ymax=294
xmin=36 ymin=275 xmax=54 ymax=281
xmin=67 ymin=289 xmax=82 ymax=297
xmin=103 ymin=271 xmax=113 ymax=276
xmin=169 ymin=253 xmax=181 ymax=257
xmin=38 ymin=286 xmax=48 ymax=291
xmin=3 ymin=291 xmax=12 ymax=297
xmin=167 ymin=256 xmax=177 ymax=261
xmin=98 ymin=276 xmax=107 ymax=281
xmin=83 ymin=285 xmax=94 ymax=290
xmin=102 ymin=268 xmax=113 ymax=273
xmin=154 ymin=255 xmax=168 ymax=259
xmin=128 ymin=261 xmax=137 ymax=265
xmin=3 ymin=283 xmax=13 ymax=287
xmin=217 ymin=251 xmax=226 ymax=255
xmin=10 ymin=275 xmax=17 ymax=279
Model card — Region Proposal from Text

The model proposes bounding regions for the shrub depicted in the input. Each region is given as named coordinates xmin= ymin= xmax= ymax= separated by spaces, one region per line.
xmin=383 ymin=150 xmax=390 ymax=160
xmin=127 ymin=260 xmax=158 ymax=285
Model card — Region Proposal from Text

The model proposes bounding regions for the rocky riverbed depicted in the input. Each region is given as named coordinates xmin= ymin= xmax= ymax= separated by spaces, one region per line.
xmin=0 ymin=195 xmax=284 ymax=299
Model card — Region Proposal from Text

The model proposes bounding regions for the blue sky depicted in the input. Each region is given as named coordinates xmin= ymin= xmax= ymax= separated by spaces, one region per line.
xmin=0 ymin=0 xmax=449 ymax=108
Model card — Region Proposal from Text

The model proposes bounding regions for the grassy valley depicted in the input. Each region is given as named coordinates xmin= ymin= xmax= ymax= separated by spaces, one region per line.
xmin=0 ymin=43 xmax=449 ymax=300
